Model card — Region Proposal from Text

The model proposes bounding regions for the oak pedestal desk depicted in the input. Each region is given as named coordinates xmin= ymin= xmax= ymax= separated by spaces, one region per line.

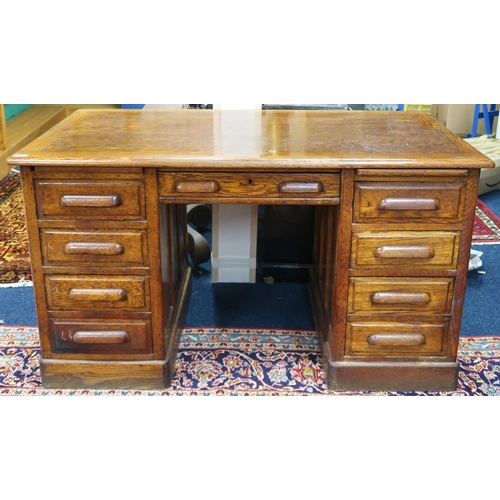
xmin=8 ymin=109 xmax=494 ymax=392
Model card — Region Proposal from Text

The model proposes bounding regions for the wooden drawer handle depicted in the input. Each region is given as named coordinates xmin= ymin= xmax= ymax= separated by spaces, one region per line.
xmin=60 ymin=194 xmax=122 ymax=207
xmin=379 ymin=198 xmax=439 ymax=211
xmin=65 ymin=242 xmax=124 ymax=255
xmin=367 ymin=334 xmax=426 ymax=346
xmin=69 ymin=288 xmax=128 ymax=301
xmin=375 ymin=245 xmax=435 ymax=259
xmin=371 ymin=291 xmax=430 ymax=305
xmin=72 ymin=330 xmax=130 ymax=344
xmin=279 ymin=181 xmax=323 ymax=194
xmin=174 ymin=181 xmax=219 ymax=193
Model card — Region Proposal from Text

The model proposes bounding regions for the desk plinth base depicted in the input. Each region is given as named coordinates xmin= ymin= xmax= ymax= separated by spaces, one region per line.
xmin=40 ymin=358 xmax=174 ymax=390
xmin=321 ymin=343 xmax=459 ymax=393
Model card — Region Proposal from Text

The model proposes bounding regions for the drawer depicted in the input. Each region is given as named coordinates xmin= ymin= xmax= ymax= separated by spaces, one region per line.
xmin=348 ymin=277 xmax=454 ymax=314
xmin=346 ymin=321 xmax=447 ymax=357
xmin=158 ymin=172 xmax=340 ymax=202
xmin=351 ymin=231 xmax=460 ymax=270
xmin=40 ymin=229 xmax=148 ymax=267
xmin=354 ymin=182 xmax=466 ymax=223
xmin=34 ymin=180 xmax=146 ymax=220
xmin=49 ymin=318 xmax=153 ymax=355
xmin=45 ymin=275 xmax=150 ymax=312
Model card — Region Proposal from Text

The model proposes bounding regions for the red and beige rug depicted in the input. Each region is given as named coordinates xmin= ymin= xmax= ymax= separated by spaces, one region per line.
xmin=473 ymin=198 xmax=500 ymax=244
xmin=1 ymin=326 xmax=499 ymax=396
xmin=2 ymin=170 xmax=500 ymax=285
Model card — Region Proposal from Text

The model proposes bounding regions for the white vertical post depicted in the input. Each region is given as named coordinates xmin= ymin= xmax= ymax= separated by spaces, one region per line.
xmin=211 ymin=204 xmax=258 ymax=283
xmin=211 ymin=104 xmax=261 ymax=283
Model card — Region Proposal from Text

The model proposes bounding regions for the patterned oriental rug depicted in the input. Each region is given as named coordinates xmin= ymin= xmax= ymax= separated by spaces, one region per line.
xmin=1 ymin=326 xmax=499 ymax=396
xmin=0 ymin=171 xmax=31 ymax=284
xmin=1 ymin=170 xmax=500 ymax=285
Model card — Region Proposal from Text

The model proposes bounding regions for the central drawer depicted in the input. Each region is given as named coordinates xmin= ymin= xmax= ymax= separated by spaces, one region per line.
xmin=45 ymin=275 xmax=150 ymax=312
xmin=158 ymin=172 xmax=340 ymax=203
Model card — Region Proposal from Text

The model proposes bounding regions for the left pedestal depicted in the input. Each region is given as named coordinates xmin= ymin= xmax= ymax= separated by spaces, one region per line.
xmin=20 ymin=166 xmax=191 ymax=390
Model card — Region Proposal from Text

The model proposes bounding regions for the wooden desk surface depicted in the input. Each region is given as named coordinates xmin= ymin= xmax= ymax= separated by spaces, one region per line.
xmin=8 ymin=109 xmax=494 ymax=170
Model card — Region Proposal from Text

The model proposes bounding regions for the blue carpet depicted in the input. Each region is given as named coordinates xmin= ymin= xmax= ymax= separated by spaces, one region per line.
xmin=479 ymin=189 xmax=500 ymax=216
xmin=187 ymin=268 xmax=315 ymax=329
xmin=461 ymin=189 xmax=500 ymax=335
xmin=463 ymin=195 xmax=500 ymax=334
xmin=0 ymin=286 xmax=37 ymax=326
xmin=463 ymin=252 xmax=500 ymax=335
xmin=186 ymin=216 xmax=314 ymax=329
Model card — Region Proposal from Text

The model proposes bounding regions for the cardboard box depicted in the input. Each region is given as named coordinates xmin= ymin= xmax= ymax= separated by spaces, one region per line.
xmin=464 ymin=135 xmax=500 ymax=195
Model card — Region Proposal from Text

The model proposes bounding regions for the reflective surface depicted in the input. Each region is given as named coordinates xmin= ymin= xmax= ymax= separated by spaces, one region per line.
xmin=11 ymin=109 xmax=492 ymax=169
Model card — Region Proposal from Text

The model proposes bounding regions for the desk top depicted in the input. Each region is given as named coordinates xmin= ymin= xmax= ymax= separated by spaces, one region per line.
xmin=8 ymin=109 xmax=494 ymax=170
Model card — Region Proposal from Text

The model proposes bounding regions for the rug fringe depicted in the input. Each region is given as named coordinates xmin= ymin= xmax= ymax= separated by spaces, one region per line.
xmin=0 ymin=277 xmax=33 ymax=288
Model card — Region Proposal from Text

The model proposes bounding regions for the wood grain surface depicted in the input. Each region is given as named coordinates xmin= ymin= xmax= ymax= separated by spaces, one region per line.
xmin=7 ymin=109 xmax=495 ymax=170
